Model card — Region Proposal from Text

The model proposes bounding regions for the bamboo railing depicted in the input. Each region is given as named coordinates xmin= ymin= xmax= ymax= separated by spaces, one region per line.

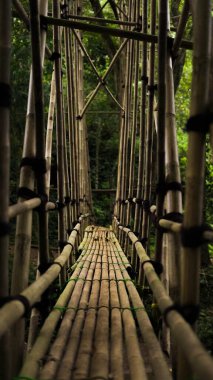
xmin=0 ymin=1 xmax=213 ymax=379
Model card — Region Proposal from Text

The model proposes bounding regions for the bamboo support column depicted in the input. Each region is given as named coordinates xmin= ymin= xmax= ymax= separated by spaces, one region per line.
xmin=0 ymin=2 xmax=11 ymax=379
xmin=10 ymin=1 xmax=48 ymax=374
xmin=155 ymin=0 xmax=168 ymax=263
xmin=141 ymin=0 xmax=155 ymax=249
xmin=178 ymin=2 xmax=212 ymax=380
xmin=53 ymin=0 xmax=66 ymax=255
xmin=134 ymin=0 xmax=148 ymax=234
xmin=125 ymin=2 xmax=140 ymax=233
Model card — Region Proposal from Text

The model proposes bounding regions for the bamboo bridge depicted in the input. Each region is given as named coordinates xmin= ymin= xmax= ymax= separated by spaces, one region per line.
xmin=0 ymin=1 xmax=213 ymax=380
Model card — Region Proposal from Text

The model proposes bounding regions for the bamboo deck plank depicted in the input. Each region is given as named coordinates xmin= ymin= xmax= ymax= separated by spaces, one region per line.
xmin=18 ymin=226 xmax=171 ymax=380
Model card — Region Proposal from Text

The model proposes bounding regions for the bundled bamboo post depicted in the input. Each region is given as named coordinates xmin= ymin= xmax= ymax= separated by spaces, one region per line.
xmin=178 ymin=2 xmax=212 ymax=380
xmin=45 ymin=71 xmax=56 ymax=198
xmin=0 ymin=2 xmax=12 ymax=379
xmin=53 ymin=0 xmax=66 ymax=260
xmin=155 ymin=0 xmax=168 ymax=263
xmin=132 ymin=0 xmax=148 ymax=275
xmin=64 ymin=24 xmax=77 ymax=223
xmin=125 ymin=1 xmax=140 ymax=238
xmin=29 ymin=0 xmax=49 ymax=279
xmin=141 ymin=0 xmax=155 ymax=250
xmin=162 ymin=8 xmax=184 ymax=368
xmin=10 ymin=1 xmax=48 ymax=374
xmin=28 ymin=78 xmax=58 ymax=346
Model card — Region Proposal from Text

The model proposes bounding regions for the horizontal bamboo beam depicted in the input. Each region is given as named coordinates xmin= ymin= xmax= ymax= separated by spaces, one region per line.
xmin=68 ymin=13 xmax=138 ymax=27
xmin=41 ymin=16 xmax=193 ymax=50
xmin=8 ymin=200 xmax=56 ymax=219
xmin=114 ymin=219 xmax=213 ymax=380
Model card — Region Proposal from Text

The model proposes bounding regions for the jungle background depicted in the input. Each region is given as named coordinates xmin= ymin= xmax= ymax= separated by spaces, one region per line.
xmin=10 ymin=0 xmax=213 ymax=353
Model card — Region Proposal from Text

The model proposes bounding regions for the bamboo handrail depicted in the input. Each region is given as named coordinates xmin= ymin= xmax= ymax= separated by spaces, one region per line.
xmin=0 ymin=222 xmax=82 ymax=338
xmin=114 ymin=220 xmax=213 ymax=380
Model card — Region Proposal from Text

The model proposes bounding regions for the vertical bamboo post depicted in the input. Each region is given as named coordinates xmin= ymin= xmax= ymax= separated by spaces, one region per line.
xmin=45 ymin=71 xmax=56 ymax=198
xmin=119 ymin=0 xmax=133 ymax=245
xmin=53 ymin=0 xmax=66 ymax=254
xmin=134 ymin=0 xmax=148 ymax=237
xmin=29 ymin=0 xmax=49 ymax=271
xmin=155 ymin=0 xmax=168 ymax=263
xmin=0 ymin=2 xmax=11 ymax=379
xmin=178 ymin=2 xmax=212 ymax=380
xmin=141 ymin=0 xmax=152 ymax=248
xmin=10 ymin=1 xmax=48 ymax=374
xmin=126 ymin=2 xmax=140 ymax=231
xmin=65 ymin=25 xmax=76 ymax=224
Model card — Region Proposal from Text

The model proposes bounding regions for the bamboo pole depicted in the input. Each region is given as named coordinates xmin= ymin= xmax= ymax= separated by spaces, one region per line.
xmin=80 ymin=37 xmax=129 ymax=118
xmin=45 ymin=71 xmax=56 ymax=197
xmin=112 ymin=252 xmax=148 ymax=378
xmin=10 ymin=1 xmax=49 ymax=373
xmin=12 ymin=0 xmax=52 ymax=57
xmin=53 ymin=0 xmax=66 ymax=254
xmin=29 ymin=0 xmax=49 ymax=276
xmin=112 ymin=237 xmax=172 ymax=380
xmin=179 ymin=2 xmax=212 ymax=379
xmin=0 ymin=223 xmax=81 ymax=338
xmin=116 ymin=222 xmax=213 ymax=380
xmin=67 ymin=27 xmax=78 ymax=221
xmin=172 ymin=0 xmax=190 ymax=59
xmin=72 ymin=28 xmax=124 ymax=111
xmin=39 ymin=239 xmax=96 ymax=379
xmin=108 ymin=248 xmax=124 ymax=380
xmin=68 ymin=13 xmax=138 ymax=26
xmin=134 ymin=0 xmax=148 ymax=235
xmin=141 ymin=0 xmax=155 ymax=249
xmin=0 ymin=2 xmax=12 ymax=379
xmin=71 ymin=251 xmax=102 ymax=378
xmin=41 ymin=15 xmax=193 ymax=50
xmin=17 ymin=232 xmax=94 ymax=379
xmin=155 ymin=0 xmax=168 ymax=263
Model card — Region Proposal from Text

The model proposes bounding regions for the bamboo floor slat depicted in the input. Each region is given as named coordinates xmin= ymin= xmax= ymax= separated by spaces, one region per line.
xmin=18 ymin=226 xmax=171 ymax=380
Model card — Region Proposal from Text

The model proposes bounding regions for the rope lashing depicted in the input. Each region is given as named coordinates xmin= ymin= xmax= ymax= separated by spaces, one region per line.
xmin=141 ymin=260 xmax=163 ymax=276
xmin=186 ymin=112 xmax=213 ymax=133
xmin=20 ymin=157 xmax=47 ymax=174
xmin=38 ymin=260 xmax=64 ymax=274
xmin=156 ymin=181 xmax=182 ymax=196
xmin=163 ymin=303 xmax=200 ymax=326
xmin=0 ymin=295 xmax=31 ymax=318
xmin=49 ymin=51 xmax=61 ymax=61
xmin=53 ymin=305 xmax=145 ymax=313
xmin=58 ymin=240 xmax=74 ymax=250
xmin=181 ymin=225 xmax=213 ymax=247
xmin=0 ymin=82 xmax=11 ymax=107
xmin=0 ymin=222 xmax=10 ymax=236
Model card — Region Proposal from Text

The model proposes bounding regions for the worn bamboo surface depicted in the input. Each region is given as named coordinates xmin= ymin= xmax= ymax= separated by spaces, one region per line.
xmin=17 ymin=226 xmax=173 ymax=380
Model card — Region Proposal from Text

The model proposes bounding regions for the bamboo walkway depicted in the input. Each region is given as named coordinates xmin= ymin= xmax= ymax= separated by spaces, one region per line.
xmin=18 ymin=226 xmax=171 ymax=380
xmin=1 ymin=1 xmax=213 ymax=380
